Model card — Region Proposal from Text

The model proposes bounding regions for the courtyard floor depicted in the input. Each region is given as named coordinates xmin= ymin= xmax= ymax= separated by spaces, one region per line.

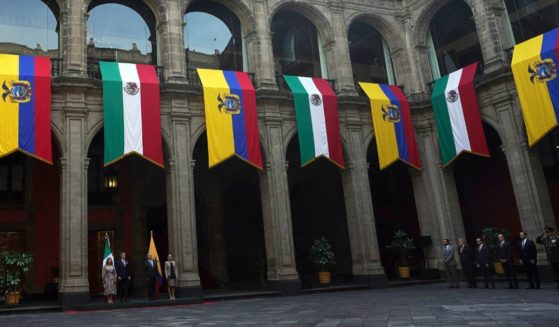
xmin=2 ymin=282 xmax=559 ymax=326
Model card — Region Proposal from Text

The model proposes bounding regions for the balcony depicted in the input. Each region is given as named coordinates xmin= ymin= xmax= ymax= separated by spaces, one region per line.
xmin=86 ymin=59 xmax=164 ymax=82
xmin=51 ymin=58 xmax=62 ymax=78
xmin=185 ymin=68 xmax=256 ymax=87
xmin=427 ymin=63 xmax=485 ymax=93
xmin=275 ymin=75 xmax=336 ymax=91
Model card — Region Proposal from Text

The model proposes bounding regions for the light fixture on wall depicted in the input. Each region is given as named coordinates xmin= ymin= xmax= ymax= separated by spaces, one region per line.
xmin=104 ymin=172 xmax=118 ymax=190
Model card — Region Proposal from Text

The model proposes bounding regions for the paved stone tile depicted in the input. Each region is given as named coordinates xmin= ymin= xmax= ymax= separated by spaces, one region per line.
xmin=2 ymin=283 xmax=559 ymax=326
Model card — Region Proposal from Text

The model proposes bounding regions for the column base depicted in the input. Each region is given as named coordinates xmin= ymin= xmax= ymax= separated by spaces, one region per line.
xmin=176 ymin=285 xmax=203 ymax=299
xmin=267 ymin=279 xmax=301 ymax=295
xmin=353 ymin=274 xmax=388 ymax=288
xmin=58 ymin=291 xmax=89 ymax=310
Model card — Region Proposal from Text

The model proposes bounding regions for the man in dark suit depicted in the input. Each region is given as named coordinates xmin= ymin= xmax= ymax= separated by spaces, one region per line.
xmin=497 ymin=234 xmax=518 ymax=289
xmin=475 ymin=237 xmax=495 ymax=289
xmin=458 ymin=238 xmax=476 ymax=288
xmin=144 ymin=254 xmax=158 ymax=300
xmin=518 ymin=231 xmax=540 ymax=289
xmin=115 ymin=252 xmax=131 ymax=302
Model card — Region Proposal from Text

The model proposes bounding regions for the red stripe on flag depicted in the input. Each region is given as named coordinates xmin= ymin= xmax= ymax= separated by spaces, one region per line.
xmin=136 ymin=64 xmax=163 ymax=167
xmin=312 ymin=78 xmax=345 ymax=168
xmin=457 ymin=63 xmax=489 ymax=156
xmin=389 ymin=85 xmax=421 ymax=169
xmin=33 ymin=57 xmax=52 ymax=163
xmin=235 ymin=72 xmax=262 ymax=169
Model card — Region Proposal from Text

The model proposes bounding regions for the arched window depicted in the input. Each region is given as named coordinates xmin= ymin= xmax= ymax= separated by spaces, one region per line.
xmin=184 ymin=1 xmax=245 ymax=71
xmin=0 ymin=0 xmax=59 ymax=57
xmin=87 ymin=2 xmax=156 ymax=64
xmin=348 ymin=22 xmax=395 ymax=85
xmin=427 ymin=1 xmax=483 ymax=79
xmin=503 ymin=0 xmax=559 ymax=44
xmin=272 ymin=11 xmax=326 ymax=78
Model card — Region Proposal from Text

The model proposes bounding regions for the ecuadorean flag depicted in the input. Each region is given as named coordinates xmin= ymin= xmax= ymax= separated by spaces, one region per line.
xmin=197 ymin=69 xmax=263 ymax=169
xmin=283 ymin=76 xmax=345 ymax=168
xmin=148 ymin=232 xmax=164 ymax=291
xmin=512 ymin=27 xmax=559 ymax=146
xmin=358 ymin=83 xmax=421 ymax=170
xmin=0 ymin=54 xmax=51 ymax=163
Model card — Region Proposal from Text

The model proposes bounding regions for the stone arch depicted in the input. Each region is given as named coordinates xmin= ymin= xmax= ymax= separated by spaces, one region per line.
xmin=268 ymin=1 xmax=336 ymax=47
xmin=413 ymin=0 xmax=474 ymax=48
xmin=85 ymin=0 xmax=164 ymax=25
xmin=50 ymin=122 xmax=65 ymax=158
xmin=345 ymin=12 xmax=403 ymax=55
xmin=183 ymin=0 xmax=256 ymax=35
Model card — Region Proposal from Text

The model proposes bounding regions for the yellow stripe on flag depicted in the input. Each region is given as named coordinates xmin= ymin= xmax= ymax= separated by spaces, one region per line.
xmin=511 ymin=34 xmax=558 ymax=146
xmin=0 ymin=54 xmax=20 ymax=157
xmin=148 ymin=232 xmax=162 ymax=276
xmin=197 ymin=69 xmax=235 ymax=167
xmin=359 ymin=83 xmax=399 ymax=170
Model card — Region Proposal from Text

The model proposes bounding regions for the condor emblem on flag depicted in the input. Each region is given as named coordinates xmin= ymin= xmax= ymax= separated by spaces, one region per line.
xmin=0 ymin=54 xmax=52 ymax=163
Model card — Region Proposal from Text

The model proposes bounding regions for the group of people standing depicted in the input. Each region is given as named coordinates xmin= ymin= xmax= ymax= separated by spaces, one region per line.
xmin=101 ymin=253 xmax=179 ymax=303
xmin=441 ymin=227 xmax=559 ymax=289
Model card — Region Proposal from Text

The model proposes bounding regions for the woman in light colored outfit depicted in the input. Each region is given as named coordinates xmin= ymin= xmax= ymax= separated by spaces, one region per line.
xmin=165 ymin=254 xmax=177 ymax=300
xmin=102 ymin=257 xmax=117 ymax=303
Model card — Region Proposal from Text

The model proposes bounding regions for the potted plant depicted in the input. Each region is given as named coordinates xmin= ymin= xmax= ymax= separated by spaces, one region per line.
xmin=1 ymin=251 xmax=33 ymax=306
xmin=386 ymin=230 xmax=416 ymax=279
xmin=481 ymin=227 xmax=509 ymax=275
xmin=309 ymin=237 xmax=336 ymax=284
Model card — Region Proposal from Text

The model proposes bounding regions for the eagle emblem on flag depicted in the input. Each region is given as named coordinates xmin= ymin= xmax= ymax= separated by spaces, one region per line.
xmin=123 ymin=82 xmax=140 ymax=95
xmin=217 ymin=93 xmax=241 ymax=114
xmin=381 ymin=104 xmax=401 ymax=123
xmin=2 ymin=80 xmax=31 ymax=103
xmin=528 ymin=59 xmax=556 ymax=83
xmin=310 ymin=94 xmax=322 ymax=106
xmin=446 ymin=90 xmax=459 ymax=103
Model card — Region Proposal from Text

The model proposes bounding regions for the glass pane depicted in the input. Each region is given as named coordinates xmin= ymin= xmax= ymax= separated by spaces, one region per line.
xmin=349 ymin=22 xmax=389 ymax=84
xmin=0 ymin=0 xmax=58 ymax=57
xmin=87 ymin=3 xmax=153 ymax=64
xmin=184 ymin=2 xmax=243 ymax=71
xmin=429 ymin=1 xmax=483 ymax=76
xmin=505 ymin=0 xmax=559 ymax=43
xmin=272 ymin=12 xmax=322 ymax=77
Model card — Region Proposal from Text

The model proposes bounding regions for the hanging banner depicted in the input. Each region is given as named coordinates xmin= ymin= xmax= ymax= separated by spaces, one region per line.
xmin=511 ymin=27 xmax=559 ymax=146
xmin=100 ymin=62 xmax=163 ymax=167
xmin=0 ymin=54 xmax=52 ymax=163
xmin=431 ymin=62 xmax=489 ymax=166
xmin=283 ymin=75 xmax=345 ymax=168
xmin=197 ymin=69 xmax=263 ymax=169
xmin=359 ymin=83 xmax=421 ymax=170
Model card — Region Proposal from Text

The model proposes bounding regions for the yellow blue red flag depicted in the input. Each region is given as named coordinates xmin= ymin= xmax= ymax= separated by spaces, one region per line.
xmin=197 ymin=69 xmax=262 ymax=169
xmin=358 ymin=83 xmax=421 ymax=170
xmin=0 ymin=54 xmax=52 ymax=163
xmin=512 ymin=27 xmax=559 ymax=146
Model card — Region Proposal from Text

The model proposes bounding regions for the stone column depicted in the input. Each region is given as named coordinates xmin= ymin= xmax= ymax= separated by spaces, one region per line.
xmin=340 ymin=123 xmax=386 ymax=286
xmin=411 ymin=118 xmax=466 ymax=269
xmin=157 ymin=0 xmax=186 ymax=83
xmin=250 ymin=0 xmax=277 ymax=89
xmin=259 ymin=118 xmax=299 ymax=293
xmin=327 ymin=1 xmax=357 ymax=95
xmin=495 ymin=101 xmax=556 ymax=256
xmin=61 ymin=0 xmax=87 ymax=76
xmin=58 ymin=107 xmax=89 ymax=308
xmin=469 ymin=0 xmax=510 ymax=73
xmin=166 ymin=113 xmax=202 ymax=297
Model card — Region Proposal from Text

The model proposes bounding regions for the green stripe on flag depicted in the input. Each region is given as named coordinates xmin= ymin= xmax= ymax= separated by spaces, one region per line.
xmin=284 ymin=76 xmax=315 ymax=165
xmin=100 ymin=62 xmax=125 ymax=165
xmin=432 ymin=75 xmax=457 ymax=165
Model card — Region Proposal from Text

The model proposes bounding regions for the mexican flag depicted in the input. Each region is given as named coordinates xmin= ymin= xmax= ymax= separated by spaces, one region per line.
xmin=283 ymin=76 xmax=345 ymax=168
xmin=102 ymin=236 xmax=113 ymax=267
xmin=431 ymin=63 xmax=489 ymax=166
xmin=99 ymin=62 xmax=164 ymax=167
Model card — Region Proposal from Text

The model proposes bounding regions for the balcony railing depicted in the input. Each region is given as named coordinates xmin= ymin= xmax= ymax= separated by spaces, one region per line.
xmin=276 ymin=75 xmax=336 ymax=91
xmin=355 ymin=82 xmax=405 ymax=97
xmin=87 ymin=59 xmax=164 ymax=82
xmin=51 ymin=58 xmax=62 ymax=78
xmin=427 ymin=62 xmax=485 ymax=93
xmin=185 ymin=68 xmax=256 ymax=87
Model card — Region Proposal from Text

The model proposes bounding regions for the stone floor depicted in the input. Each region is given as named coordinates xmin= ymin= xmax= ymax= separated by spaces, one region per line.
xmin=2 ymin=283 xmax=559 ymax=326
